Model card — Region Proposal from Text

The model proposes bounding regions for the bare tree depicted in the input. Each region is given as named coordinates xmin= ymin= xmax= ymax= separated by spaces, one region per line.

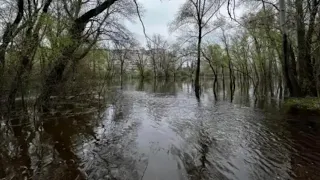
xmin=135 ymin=49 xmax=148 ymax=79
xmin=147 ymin=34 xmax=168 ymax=79
xmin=114 ymin=42 xmax=135 ymax=86
xmin=171 ymin=0 xmax=225 ymax=98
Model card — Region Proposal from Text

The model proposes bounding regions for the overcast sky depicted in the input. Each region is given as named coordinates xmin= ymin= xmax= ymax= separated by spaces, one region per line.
xmin=125 ymin=0 xmax=246 ymax=47
xmin=125 ymin=0 xmax=185 ymax=46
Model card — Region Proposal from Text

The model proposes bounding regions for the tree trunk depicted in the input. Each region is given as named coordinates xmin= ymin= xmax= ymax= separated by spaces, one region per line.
xmin=304 ymin=0 xmax=318 ymax=96
xmin=8 ymin=0 xmax=53 ymax=110
xmin=222 ymin=65 xmax=225 ymax=93
xmin=152 ymin=54 xmax=157 ymax=79
xmin=280 ymin=0 xmax=301 ymax=97
xmin=8 ymin=54 xmax=33 ymax=110
xmin=295 ymin=0 xmax=317 ymax=96
xmin=195 ymin=27 xmax=202 ymax=99
xmin=38 ymin=45 xmax=79 ymax=111
xmin=37 ymin=0 xmax=118 ymax=110
xmin=268 ymin=51 xmax=274 ymax=97
xmin=0 ymin=0 xmax=24 ymax=67
xmin=120 ymin=60 xmax=124 ymax=88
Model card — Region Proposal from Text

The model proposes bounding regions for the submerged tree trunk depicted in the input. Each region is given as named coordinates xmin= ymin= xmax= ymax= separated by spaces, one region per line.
xmin=222 ymin=65 xmax=225 ymax=94
xmin=222 ymin=29 xmax=235 ymax=101
xmin=152 ymin=53 xmax=157 ymax=79
xmin=120 ymin=60 xmax=124 ymax=88
xmin=211 ymin=66 xmax=218 ymax=92
xmin=8 ymin=54 xmax=34 ymax=110
xmin=228 ymin=55 xmax=235 ymax=102
xmin=195 ymin=27 xmax=202 ymax=99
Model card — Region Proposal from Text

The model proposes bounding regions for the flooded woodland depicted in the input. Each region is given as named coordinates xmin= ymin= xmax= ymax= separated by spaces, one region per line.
xmin=1 ymin=79 xmax=320 ymax=180
xmin=1 ymin=0 xmax=320 ymax=179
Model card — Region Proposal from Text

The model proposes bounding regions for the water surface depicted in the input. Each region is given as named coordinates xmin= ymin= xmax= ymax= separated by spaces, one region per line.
xmin=1 ymin=80 xmax=320 ymax=180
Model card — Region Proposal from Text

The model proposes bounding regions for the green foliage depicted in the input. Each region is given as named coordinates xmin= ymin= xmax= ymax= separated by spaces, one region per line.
xmin=208 ymin=44 xmax=227 ymax=66
xmin=284 ymin=98 xmax=320 ymax=114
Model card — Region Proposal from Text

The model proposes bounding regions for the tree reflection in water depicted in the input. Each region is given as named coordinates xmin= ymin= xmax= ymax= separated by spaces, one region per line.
xmin=1 ymin=80 xmax=320 ymax=180
xmin=0 ymin=91 xmax=144 ymax=180
xmin=170 ymin=120 xmax=229 ymax=180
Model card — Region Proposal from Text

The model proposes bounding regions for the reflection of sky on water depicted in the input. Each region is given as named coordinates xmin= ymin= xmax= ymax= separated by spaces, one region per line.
xmin=1 ymin=80 xmax=320 ymax=180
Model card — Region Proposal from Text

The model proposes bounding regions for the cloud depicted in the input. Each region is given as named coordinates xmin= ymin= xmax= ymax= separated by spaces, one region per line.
xmin=125 ymin=0 xmax=184 ymax=46
xmin=125 ymin=0 xmax=244 ymax=46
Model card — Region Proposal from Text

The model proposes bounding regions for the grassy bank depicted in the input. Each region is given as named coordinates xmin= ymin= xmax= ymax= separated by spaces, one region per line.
xmin=284 ymin=97 xmax=320 ymax=115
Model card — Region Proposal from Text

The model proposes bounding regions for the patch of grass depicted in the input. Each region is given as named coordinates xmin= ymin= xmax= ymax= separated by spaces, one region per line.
xmin=283 ymin=97 xmax=320 ymax=115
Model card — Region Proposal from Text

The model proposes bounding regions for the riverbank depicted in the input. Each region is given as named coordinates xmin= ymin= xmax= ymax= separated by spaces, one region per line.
xmin=284 ymin=97 xmax=320 ymax=115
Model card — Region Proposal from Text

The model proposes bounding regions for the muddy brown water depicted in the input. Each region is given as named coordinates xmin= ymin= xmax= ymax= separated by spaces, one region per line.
xmin=1 ymin=80 xmax=320 ymax=180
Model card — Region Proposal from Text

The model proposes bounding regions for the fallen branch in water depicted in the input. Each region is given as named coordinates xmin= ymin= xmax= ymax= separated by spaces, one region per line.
xmin=140 ymin=159 xmax=149 ymax=180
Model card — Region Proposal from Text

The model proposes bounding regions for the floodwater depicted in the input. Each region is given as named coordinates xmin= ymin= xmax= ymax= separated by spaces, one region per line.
xmin=1 ymin=80 xmax=320 ymax=180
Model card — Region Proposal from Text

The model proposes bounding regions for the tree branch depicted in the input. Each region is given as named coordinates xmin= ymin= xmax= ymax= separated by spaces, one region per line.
xmin=75 ymin=0 xmax=118 ymax=24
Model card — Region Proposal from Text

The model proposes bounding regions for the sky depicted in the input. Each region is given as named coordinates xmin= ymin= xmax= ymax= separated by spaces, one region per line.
xmin=125 ymin=0 xmax=246 ymax=47
xmin=125 ymin=0 xmax=185 ymax=46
